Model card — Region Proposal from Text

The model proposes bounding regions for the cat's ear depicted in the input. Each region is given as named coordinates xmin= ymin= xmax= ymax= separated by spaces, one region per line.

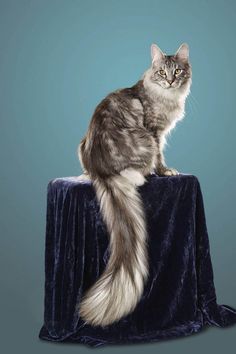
xmin=175 ymin=43 xmax=189 ymax=62
xmin=151 ymin=43 xmax=165 ymax=64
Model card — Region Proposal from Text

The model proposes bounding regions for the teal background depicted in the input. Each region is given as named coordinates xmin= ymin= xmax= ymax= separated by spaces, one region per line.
xmin=0 ymin=0 xmax=235 ymax=352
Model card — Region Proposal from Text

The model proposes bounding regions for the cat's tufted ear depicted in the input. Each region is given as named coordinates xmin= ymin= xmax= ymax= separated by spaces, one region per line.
xmin=151 ymin=44 xmax=165 ymax=64
xmin=175 ymin=43 xmax=189 ymax=62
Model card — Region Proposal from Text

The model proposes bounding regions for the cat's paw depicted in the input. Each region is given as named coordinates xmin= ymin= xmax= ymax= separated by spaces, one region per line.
xmin=157 ymin=166 xmax=179 ymax=176
xmin=164 ymin=168 xmax=179 ymax=176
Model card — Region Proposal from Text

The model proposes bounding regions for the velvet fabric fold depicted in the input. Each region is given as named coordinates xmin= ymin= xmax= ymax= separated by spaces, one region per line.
xmin=38 ymin=173 xmax=236 ymax=347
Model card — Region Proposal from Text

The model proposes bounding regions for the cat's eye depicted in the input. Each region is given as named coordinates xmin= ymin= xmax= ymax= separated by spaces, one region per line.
xmin=175 ymin=68 xmax=182 ymax=75
xmin=158 ymin=69 xmax=166 ymax=76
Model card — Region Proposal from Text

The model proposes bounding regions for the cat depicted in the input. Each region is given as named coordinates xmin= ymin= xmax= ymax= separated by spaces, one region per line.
xmin=76 ymin=43 xmax=192 ymax=327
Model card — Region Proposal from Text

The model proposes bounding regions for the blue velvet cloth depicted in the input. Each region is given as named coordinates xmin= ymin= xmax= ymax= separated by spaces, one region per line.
xmin=38 ymin=173 xmax=236 ymax=347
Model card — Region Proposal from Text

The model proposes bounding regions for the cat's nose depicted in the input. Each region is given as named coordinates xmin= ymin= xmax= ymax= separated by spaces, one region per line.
xmin=167 ymin=79 xmax=174 ymax=85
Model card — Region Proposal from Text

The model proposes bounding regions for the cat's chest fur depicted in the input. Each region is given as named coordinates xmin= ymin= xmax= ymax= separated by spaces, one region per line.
xmin=139 ymin=95 xmax=185 ymax=134
xmin=151 ymin=98 xmax=184 ymax=123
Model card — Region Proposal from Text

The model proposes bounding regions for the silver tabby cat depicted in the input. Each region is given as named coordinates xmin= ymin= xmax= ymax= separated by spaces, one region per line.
xmin=77 ymin=43 xmax=192 ymax=327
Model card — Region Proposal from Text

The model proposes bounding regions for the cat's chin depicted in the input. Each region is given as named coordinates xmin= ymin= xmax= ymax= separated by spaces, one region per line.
xmin=166 ymin=85 xmax=177 ymax=89
xmin=159 ymin=82 xmax=181 ymax=90
xmin=143 ymin=78 xmax=183 ymax=100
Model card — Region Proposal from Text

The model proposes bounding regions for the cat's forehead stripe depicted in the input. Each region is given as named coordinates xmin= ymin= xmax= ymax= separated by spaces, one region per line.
xmin=164 ymin=56 xmax=176 ymax=66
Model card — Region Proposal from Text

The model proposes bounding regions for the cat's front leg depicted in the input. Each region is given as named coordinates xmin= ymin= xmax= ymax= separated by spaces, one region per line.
xmin=155 ymin=138 xmax=179 ymax=176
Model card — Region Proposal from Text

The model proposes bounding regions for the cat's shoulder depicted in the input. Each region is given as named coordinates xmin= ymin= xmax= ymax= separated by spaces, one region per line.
xmin=109 ymin=83 xmax=140 ymax=101
xmin=112 ymin=86 xmax=144 ymax=114
xmin=90 ymin=81 xmax=145 ymax=124
xmin=95 ymin=83 xmax=142 ymax=110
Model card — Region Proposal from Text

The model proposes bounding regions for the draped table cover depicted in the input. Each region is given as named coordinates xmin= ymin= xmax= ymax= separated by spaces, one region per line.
xmin=38 ymin=173 xmax=236 ymax=347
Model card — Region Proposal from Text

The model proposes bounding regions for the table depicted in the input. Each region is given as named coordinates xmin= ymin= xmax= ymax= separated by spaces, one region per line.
xmin=38 ymin=173 xmax=236 ymax=347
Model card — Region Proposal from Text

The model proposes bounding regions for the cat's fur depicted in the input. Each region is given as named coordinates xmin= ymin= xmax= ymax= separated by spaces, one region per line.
xmin=76 ymin=43 xmax=192 ymax=327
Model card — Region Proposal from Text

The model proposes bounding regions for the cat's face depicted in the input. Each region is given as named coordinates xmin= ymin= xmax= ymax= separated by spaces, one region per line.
xmin=150 ymin=43 xmax=192 ymax=90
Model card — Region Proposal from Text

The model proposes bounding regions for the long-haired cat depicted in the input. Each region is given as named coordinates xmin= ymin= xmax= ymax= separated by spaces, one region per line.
xmin=76 ymin=43 xmax=192 ymax=327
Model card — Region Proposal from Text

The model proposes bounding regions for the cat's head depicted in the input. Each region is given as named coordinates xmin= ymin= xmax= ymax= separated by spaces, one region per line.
xmin=148 ymin=43 xmax=192 ymax=92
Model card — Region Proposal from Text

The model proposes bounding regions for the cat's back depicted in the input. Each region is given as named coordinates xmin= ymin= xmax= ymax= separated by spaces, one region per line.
xmin=89 ymin=83 xmax=144 ymax=129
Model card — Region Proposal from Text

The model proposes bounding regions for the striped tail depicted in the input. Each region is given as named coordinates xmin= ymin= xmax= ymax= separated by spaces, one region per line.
xmin=77 ymin=172 xmax=149 ymax=327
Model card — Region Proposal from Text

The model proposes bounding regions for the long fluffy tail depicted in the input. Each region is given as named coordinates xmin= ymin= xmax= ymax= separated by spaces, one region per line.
xmin=77 ymin=173 xmax=149 ymax=327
